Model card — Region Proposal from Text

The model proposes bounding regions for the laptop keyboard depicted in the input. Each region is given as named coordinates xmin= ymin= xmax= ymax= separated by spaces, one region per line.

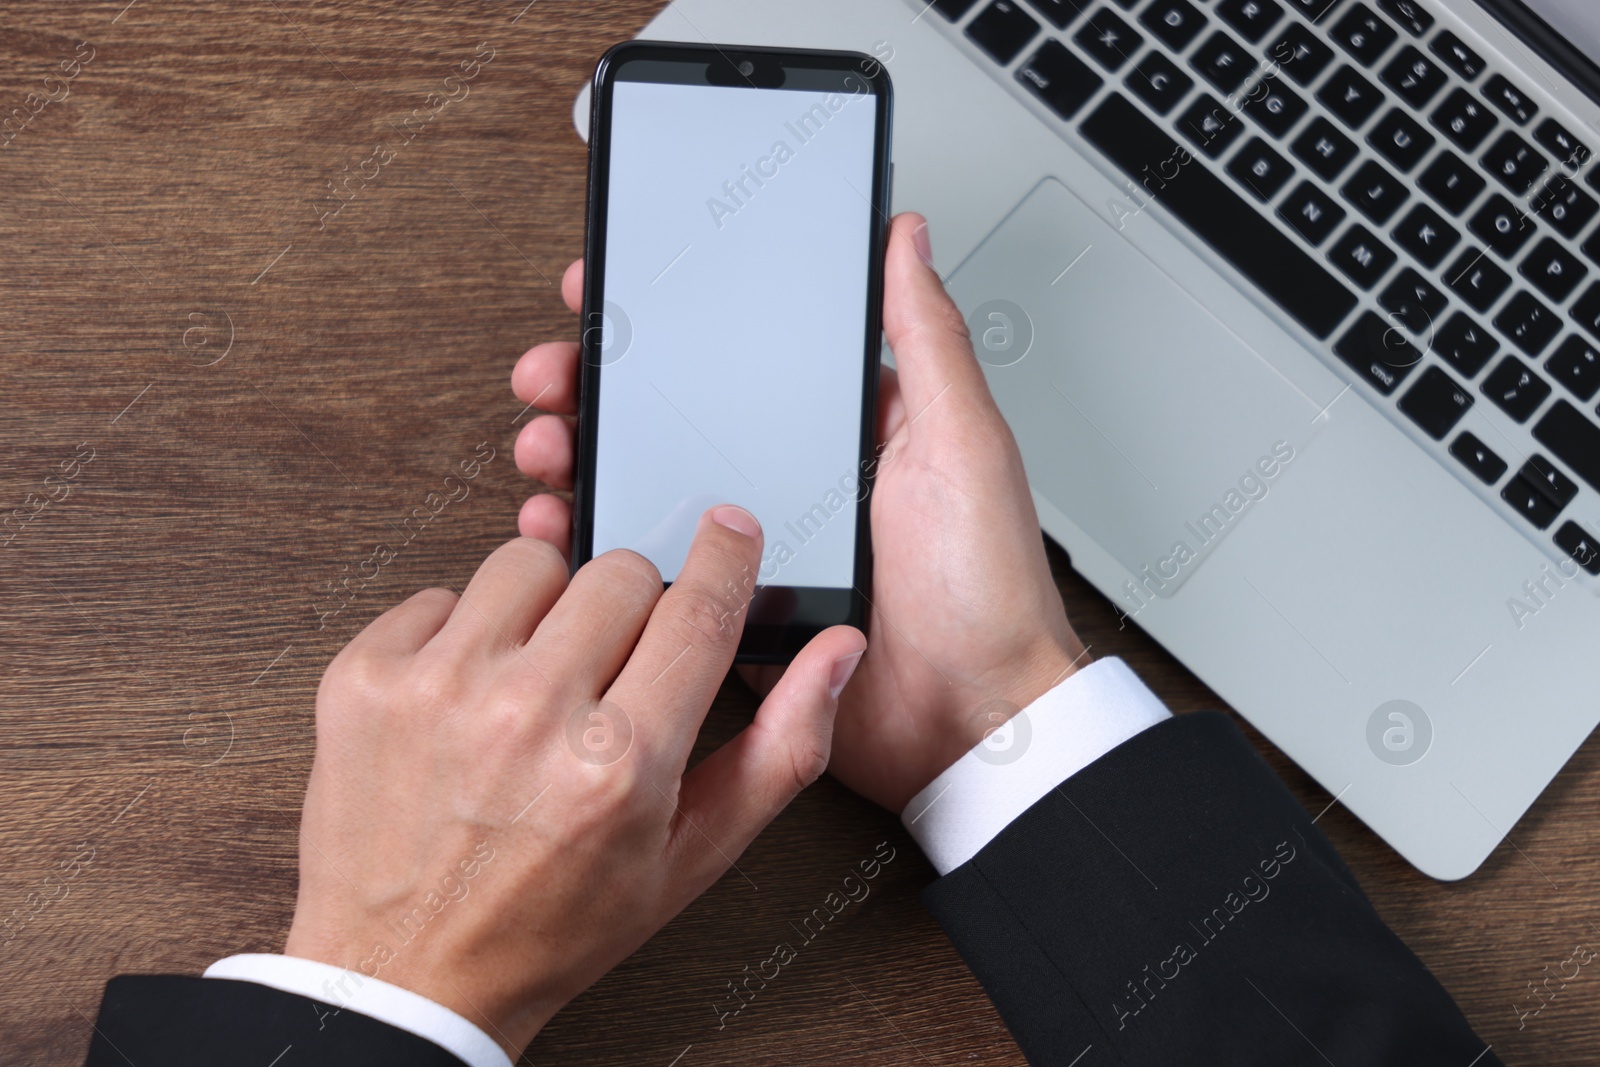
xmin=922 ymin=0 xmax=1600 ymax=576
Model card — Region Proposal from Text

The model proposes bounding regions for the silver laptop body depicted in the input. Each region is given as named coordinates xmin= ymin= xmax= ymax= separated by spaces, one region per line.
xmin=576 ymin=0 xmax=1600 ymax=880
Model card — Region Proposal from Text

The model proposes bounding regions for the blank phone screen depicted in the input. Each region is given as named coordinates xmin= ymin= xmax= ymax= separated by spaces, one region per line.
xmin=594 ymin=74 xmax=878 ymax=587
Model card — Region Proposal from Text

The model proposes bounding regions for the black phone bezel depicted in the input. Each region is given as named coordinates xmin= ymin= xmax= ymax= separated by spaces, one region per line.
xmin=574 ymin=40 xmax=893 ymax=663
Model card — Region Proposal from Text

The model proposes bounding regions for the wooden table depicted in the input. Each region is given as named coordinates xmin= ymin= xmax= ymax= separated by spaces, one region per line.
xmin=1 ymin=2 xmax=1595 ymax=1063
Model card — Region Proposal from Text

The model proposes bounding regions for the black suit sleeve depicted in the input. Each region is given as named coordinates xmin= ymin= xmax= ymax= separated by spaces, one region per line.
xmin=84 ymin=975 xmax=470 ymax=1066
xmin=921 ymin=711 xmax=1500 ymax=1067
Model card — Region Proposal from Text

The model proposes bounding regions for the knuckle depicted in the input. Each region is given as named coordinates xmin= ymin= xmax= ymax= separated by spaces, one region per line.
xmin=404 ymin=652 xmax=468 ymax=720
xmin=664 ymin=585 xmax=738 ymax=649
xmin=788 ymin=732 xmax=830 ymax=793
xmin=934 ymin=300 xmax=974 ymax=347
xmin=411 ymin=586 xmax=460 ymax=614
xmin=593 ymin=757 xmax=643 ymax=809
xmin=589 ymin=548 xmax=663 ymax=599
xmin=907 ymin=295 xmax=973 ymax=352
xmin=321 ymin=644 xmax=386 ymax=708
xmin=315 ymin=644 xmax=426 ymax=744
xmin=505 ymin=536 xmax=569 ymax=585
xmin=690 ymin=536 xmax=758 ymax=599
xmin=478 ymin=690 xmax=529 ymax=740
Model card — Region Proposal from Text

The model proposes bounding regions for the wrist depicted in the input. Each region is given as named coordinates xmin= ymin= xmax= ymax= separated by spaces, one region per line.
xmin=909 ymin=635 xmax=1091 ymax=809
xmin=284 ymin=924 xmax=549 ymax=1059
xmin=901 ymin=657 xmax=1169 ymax=874
xmin=214 ymin=948 xmax=527 ymax=1067
xmin=988 ymin=632 xmax=1091 ymax=719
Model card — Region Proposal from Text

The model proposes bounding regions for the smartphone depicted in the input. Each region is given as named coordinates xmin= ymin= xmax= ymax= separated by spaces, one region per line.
xmin=574 ymin=41 xmax=893 ymax=662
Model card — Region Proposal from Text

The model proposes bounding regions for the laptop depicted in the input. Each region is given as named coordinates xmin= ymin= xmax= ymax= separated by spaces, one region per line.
xmin=574 ymin=0 xmax=1600 ymax=880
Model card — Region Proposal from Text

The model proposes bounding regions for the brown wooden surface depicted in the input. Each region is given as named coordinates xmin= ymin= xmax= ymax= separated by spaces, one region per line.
xmin=1 ymin=2 xmax=1596 ymax=1064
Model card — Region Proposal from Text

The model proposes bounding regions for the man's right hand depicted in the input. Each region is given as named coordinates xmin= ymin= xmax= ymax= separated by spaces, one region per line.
xmin=509 ymin=212 xmax=1089 ymax=814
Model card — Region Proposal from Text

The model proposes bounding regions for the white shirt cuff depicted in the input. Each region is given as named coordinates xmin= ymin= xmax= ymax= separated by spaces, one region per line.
xmin=901 ymin=656 xmax=1171 ymax=875
xmin=204 ymin=953 xmax=512 ymax=1067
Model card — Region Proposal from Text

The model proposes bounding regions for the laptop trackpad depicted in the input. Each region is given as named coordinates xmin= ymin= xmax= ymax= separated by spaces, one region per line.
xmin=946 ymin=177 xmax=1329 ymax=597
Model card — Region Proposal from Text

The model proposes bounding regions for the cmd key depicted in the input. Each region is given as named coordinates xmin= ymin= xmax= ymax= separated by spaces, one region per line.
xmin=1335 ymin=311 xmax=1422 ymax=394
xmin=1018 ymin=40 xmax=1104 ymax=120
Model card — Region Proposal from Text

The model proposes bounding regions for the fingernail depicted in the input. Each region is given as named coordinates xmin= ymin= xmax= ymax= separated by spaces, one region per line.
xmin=828 ymin=650 xmax=864 ymax=700
xmin=711 ymin=505 xmax=760 ymax=539
xmin=911 ymin=221 xmax=933 ymax=268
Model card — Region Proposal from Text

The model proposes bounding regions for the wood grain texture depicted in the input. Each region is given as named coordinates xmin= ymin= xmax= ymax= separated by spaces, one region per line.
xmin=0 ymin=2 xmax=1594 ymax=1064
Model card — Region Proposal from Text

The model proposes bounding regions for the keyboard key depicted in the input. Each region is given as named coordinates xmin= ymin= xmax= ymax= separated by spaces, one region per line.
xmin=1431 ymin=30 xmax=1485 ymax=81
xmin=1018 ymin=40 xmax=1106 ymax=119
xmin=1483 ymin=131 xmax=1548 ymax=195
xmin=1523 ymin=455 xmax=1580 ymax=510
xmin=967 ymin=1 xmax=1040 ymax=63
xmin=1127 ymin=50 xmax=1194 ymax=113
xmin=1229 ymin=137 xmax=1296 ymax=199
xmin=1399 ymin=366 xmax=1472 ymax=438
xmin=1285 ymin=0 xmax=1341 ymax=20
xmin=1367 ymin=108 xmax=1434 ymax=171
xmin=1269 ymin=23 xmax=1333 ymax=86
xmin=1554 ymin=520 xmax=1600 ymax=575
xmin=1572 ymin=284 xmax=1600 ymax=340
xmin=1444 ymin=247 xmax=1511 ymax=312
xmin=1502 ymin=471 xmax=1564 ymax=528
xmin=1379 ymin=267 xmax=1446 ymax=334
xmin=1329 ymin=224 xmax=1398 ymax=288
xmin=1434 ymin=311 xmax=1498 ymax=376
xmin=1534 ymin=400 xmax=1600 ymax=493
xmin=1483 ymin=74 xmax=1537 ymax=125
xmin=1280 ymin=181 xmax=1346 ymax=243
xmin=1376 ymin=0 xmax=1432 ymax=36
xmin=932 ymin=0 xmax=981 ymax=18
xmin=1495 ymin=291 xmax=1561 ymax=356
xmin=1031 ymin=0 xmax=1092 ymax=28
xmin=1469 ymin=194 xmax=1537 ymax=258
xmin=1334 ymin=310 xmax=1421 ymax=392
xmin=1418 ymin=150 xmax=1486 ymax=215
xmin=1483 ymin=355 xmax=1552 ymax=421
xmin=1520 ymin=239 xmax=1588 ymax=303
xmin=1140 ymin=0 xmax=1208 ymax=51
xmin=1534 ymin=118 xmax=1591 ymax=171
xmin=1082 ymin=93 xmax=1358 ymax=336
xmin=1217 ymin=0 xmax=1283 ymax=43
xmin=1433 ymin=89 xmax=1498 ymax=151
xmin=1243 ymin=76 xmax=1308 ymax=137
xmin=1531 ymin=177 xmax=1598 ymax=240
xmin=1075 ymin=8 xmax=1144 ymax=70
xmin=1342 ymin=159 xmax=1408 ymax=223
xmin=1177 ymin=92 xmax=1246 ymax=157
xmin=1319 ymin=66 xmax=1384 ymax=128
xmin=1292 ymin=117 xmax=1359 ymax=179
xmin=1548 ymin=336 xmax=1600 ymax=401
xmin=1391 ymin=203 xmax=1459 ymax=268
xmin=1380 ymin=46 xmax=1447 ymax=108
xmin=1191 ymin=31 xmax=1255 ymax=93
xmin=1451 ymin=431 xmax=1508 ymax=483
xmin=1329 ymin=4 xmax=1397 ymax=65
